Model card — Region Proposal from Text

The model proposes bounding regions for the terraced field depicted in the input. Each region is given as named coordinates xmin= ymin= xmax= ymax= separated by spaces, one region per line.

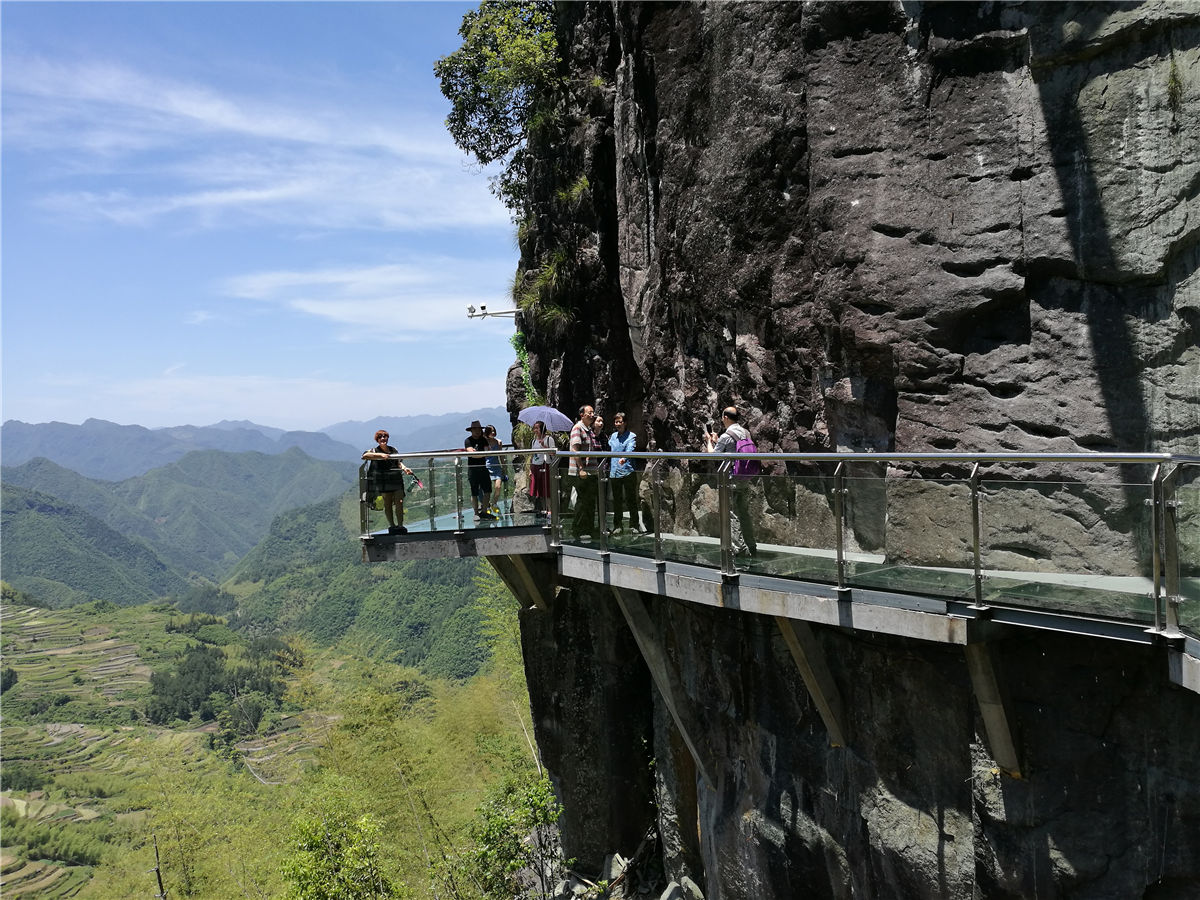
xmin=0 ymin=604 xmax=297 ymax=894
xmin=0 ymin=851 xmax=92 ymax=899
xmin=237 ymin=711 xmax=336 ymax=785
xmin=0 ymin=605 xmax=165 ymax=711
xmin=1 ymin=602 xmax=348 ymax=897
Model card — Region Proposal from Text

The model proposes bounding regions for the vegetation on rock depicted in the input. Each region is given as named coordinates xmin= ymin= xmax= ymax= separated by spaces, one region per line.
xmin=435 ymin=0 xmax=559 ymax=212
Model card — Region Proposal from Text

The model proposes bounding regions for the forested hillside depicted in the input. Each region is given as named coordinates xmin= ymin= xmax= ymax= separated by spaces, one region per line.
xmin=228 ymin=492 xmax=488 ymax=679
xmin=0 ymin=486 xmax=191 ymax=608
xmin=0 ymin=580 xmax=546 ymax=900
xmin=2 ymin=444 xmax=490 ymax=678
xmin=2 ymin=448 xmax=357 ymax=583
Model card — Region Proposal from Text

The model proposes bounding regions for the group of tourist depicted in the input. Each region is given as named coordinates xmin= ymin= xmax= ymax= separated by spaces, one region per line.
xmin=363 ymin=402 xmax=757 ymax=556
xmin=464 ymin=420 xmax=509 ymax=520
xmin=562 ymin=404 xmax=643 ymax=540
xmin=505 ymin=402 xmax=757 ymax=555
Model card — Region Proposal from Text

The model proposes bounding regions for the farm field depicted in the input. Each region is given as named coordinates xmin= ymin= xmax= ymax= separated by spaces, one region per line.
xmin=0 ymin=602 xmax=318 ymax=897
xmin=0 ymin=578 xmax=537 ymax=899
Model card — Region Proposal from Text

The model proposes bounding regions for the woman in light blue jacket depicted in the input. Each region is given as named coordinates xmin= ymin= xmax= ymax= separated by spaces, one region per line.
xmin=607 ymin=412 xmax=641 ymax=533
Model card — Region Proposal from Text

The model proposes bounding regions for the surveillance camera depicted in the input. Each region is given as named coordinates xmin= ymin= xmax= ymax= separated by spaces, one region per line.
xmin=480 ymin=304 xmax=487 ymax=311
xmin=467 ymin=305 xmax=476 ymax=315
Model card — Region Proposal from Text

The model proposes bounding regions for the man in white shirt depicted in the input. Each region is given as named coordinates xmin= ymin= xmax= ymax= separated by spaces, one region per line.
xmin=569 ymin=405 xmax=599 ymax=539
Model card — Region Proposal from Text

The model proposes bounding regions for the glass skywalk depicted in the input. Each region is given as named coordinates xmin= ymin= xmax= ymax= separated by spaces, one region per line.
xmin=360 ymin=449 xmax=1198 ymax=641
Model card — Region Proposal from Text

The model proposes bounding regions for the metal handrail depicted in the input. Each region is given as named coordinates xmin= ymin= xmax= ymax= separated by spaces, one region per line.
xmin=363 ymin=449 xmax=1195 ymax=463
xmin=360 ymin=450 xmax=1196 ymax=639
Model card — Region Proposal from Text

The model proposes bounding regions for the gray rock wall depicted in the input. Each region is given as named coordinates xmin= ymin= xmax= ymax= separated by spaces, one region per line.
xmin=521 ymin=583 xmax=1200 ymax=897
xmin=519 ymin=1 xmax=1198 ymax=457
xmin=513 ymin=2 xmax=1200 ymax=897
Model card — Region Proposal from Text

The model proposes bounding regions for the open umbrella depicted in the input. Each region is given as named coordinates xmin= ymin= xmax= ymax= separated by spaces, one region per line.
xmin=518 ymin=405 xmax=574 ymax=432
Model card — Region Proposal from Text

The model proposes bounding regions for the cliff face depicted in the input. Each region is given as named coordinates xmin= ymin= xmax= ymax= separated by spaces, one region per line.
xmin=511 ymin=2 xmax=1200 ymax=897
xmin=520 ymin=595 xmax=1200 ymax=898
xmin=516 ymin=0 xmax=1198 ymax=457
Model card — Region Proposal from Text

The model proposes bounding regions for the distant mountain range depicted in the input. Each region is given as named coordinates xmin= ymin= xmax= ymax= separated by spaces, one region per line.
xmin=1 ymin=448 xmax=359 ymax=604
xmin=1 ymin=449 xmax=488 ymax=677
xmin=1 ymin=408 xmax=506 ymax=481
xmin=2 ymin=483 xmax=192 ymax=607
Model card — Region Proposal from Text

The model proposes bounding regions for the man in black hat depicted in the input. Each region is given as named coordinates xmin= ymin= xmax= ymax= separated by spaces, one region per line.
xmin=465 ymin=420 xmax=494 ymax=520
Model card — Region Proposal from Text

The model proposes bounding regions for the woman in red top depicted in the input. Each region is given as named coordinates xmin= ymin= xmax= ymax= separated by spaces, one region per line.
xmin=527 ymin=420 xmax=554 ymax=519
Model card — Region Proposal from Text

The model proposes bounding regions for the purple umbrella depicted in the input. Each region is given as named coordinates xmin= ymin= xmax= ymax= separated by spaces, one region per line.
xmin=517 ymin=405 xmax=574 ymax=432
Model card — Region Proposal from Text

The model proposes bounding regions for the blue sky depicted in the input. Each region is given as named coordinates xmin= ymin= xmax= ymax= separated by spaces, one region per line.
xmin=2 ymin=1 xmax=519 ymax=431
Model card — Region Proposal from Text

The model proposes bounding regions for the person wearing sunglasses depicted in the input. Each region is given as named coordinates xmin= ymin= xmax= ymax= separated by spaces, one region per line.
xmin=362 ymin=429 xmax=412 ymax=534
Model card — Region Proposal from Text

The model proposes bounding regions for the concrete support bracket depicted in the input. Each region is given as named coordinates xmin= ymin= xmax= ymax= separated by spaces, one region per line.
xmin=610 ymin=587 xmax=718 ymax=790
xmin=1168 ymin=648 xmax=1200 ymax=695
xmin=774 ymin=617 xmax=849 ymax=747
xmin=964 ymin=642 xmax=1022 ymax=778
xmin=489 ymin=554 xmax=556 ymax=611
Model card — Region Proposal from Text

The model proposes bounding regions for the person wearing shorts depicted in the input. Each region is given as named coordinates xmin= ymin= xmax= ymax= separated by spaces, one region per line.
xmin=484 ymin=424 xmax=508 ymax=514
xmin=464 ymin=420 xmax=494 ymax=520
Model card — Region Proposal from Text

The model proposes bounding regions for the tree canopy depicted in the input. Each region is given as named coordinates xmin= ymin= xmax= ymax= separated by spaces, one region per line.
xmin=283 ymin=811 xmax=397 ymax=900
xmin=434 ymin=0 xmax=558 ymax=211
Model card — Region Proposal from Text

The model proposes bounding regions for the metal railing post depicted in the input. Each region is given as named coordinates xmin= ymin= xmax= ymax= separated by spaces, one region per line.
xmin=549 ymin=453 xmax=562 ymax=547
xmin=1150 ymin=464 xmax=1164 ymax=633
xmin=454 ymin=456 xmax=465 ymax=531
xmin=1163 ymin=464 xmax=1184 ymax=638
xmin=427 ymin=458 xmax=437 ymax=532
xmin=597 ymin=461 xmax=609 ymax=553
xmin=652 ymin=462 xmax=664 ymax=563
xmin=718 ymin=462 xmax=734 ymax=575
xmin=970 ymin=463 xmax=987 ymax=610
xmin=359 ymin=463 xmax=370 ymax=536
xmin=834 ymin=462 xmax=848 ymax=597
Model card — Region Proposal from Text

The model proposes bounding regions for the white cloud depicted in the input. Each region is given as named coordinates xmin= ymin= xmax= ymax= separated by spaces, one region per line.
xmin=221 ymin=260 xmax=517 ymax=339
xmin=4 ymin=54 xmax=509 ymax=232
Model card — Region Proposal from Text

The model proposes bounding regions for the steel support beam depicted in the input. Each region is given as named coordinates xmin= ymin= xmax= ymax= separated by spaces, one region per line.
xmin=774 ymin=617 xmax=848 ymax=747
xmin=610 ymin=587 xmax=717 ymax=789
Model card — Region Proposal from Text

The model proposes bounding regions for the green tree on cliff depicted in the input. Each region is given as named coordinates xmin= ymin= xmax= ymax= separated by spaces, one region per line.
xmin=434 ymin=0 xmax=558 ymax=211
xmin=283 ymin=811 xmax=397 ymax=900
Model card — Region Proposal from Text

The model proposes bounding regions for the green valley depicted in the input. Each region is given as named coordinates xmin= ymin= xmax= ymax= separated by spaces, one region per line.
xmin=1 ymin=436 xmax=548 ymax=898
xmin=0 ymin=570 xmax=543 ymax=899
xmin=2 ymin=448 xmax=358 ymax=587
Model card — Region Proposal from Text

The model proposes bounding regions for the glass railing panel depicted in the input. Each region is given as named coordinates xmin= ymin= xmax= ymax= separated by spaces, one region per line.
xmin=597 ymin=466 xmax=655 ymax=555
xmin=412 ymin=456 xmax=466 ymax=532
xmin=357 ymin=451 xmax=546 ymax=534
xmin=843 ymin=475 xmax=977 ymax=600
xmin=979 ymin=479 xmax=1154 ymax=623
xmin=598 ymin=464 xmax=722 ymax=566
xmin=555 ymin=461 xmax=606 ymax=545
xmin=500 ymin=451 xmax=545 ymax=528
xmin=730 ymin=471 xmax=840 ymax=580
xmin=1173 ymin=466 xmax=1200 ymax=637
xmin=597 ymin=467 xmax=844 ymax=577
xmin=360 ymin=459 xmax=415 ymax=536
